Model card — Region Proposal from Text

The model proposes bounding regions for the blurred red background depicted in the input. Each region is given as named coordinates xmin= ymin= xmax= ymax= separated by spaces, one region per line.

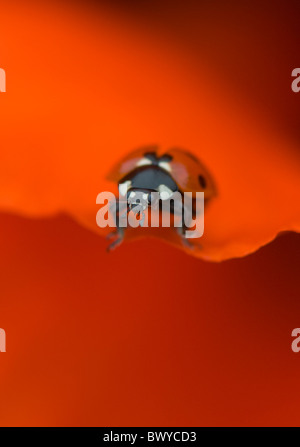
xmin=0 ymin=214 xmax=300 ymax=426
xmin=0 ymin=0 xmax=300 ymax=426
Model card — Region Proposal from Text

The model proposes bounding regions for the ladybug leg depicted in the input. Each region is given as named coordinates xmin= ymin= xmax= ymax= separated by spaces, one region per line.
xmin=178 ymin=201 xmax=199 ymax=250
xmin=170 ymin=197 xmax=195 ymax=250
xmin=176 ymin=226 xmax=195 ymax=250
xmin=106 ymin=198 xmax=129 ymax=251
xmin=106 ymin=227 xmax=125 ymax=251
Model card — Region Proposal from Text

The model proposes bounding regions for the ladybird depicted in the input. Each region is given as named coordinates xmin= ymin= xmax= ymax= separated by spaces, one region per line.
xmin=106 ymin=146 xmax=216 ymax=251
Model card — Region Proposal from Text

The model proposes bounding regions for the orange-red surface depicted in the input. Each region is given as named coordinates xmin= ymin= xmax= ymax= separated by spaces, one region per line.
xmin=0 ymin=0 xmax=300 ymax=426
xmin=0 ymin=214 xmax=300 ymax=426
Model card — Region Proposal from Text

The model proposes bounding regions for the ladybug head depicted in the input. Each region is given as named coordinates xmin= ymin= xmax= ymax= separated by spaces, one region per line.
xmin=127 ymin=188 xmax=157 ymax=212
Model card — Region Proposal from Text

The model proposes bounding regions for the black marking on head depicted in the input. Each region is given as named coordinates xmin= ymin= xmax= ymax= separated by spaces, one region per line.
xmin=143 ymin=152 xmax=173 ymax=165
xmin=160 ymin=153 xmax=173 ymax=162
xmin=120 ymin=165 xmax=178 ymax=193
xmin=144 ymin=152 xmax=159 ymax=164
xmin=198 ymin=175 xmax=207 ymax=189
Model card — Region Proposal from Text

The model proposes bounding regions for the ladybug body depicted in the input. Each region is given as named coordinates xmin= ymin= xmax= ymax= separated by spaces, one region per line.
xmin=106 ymin=147 xmax=216 ymax=251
